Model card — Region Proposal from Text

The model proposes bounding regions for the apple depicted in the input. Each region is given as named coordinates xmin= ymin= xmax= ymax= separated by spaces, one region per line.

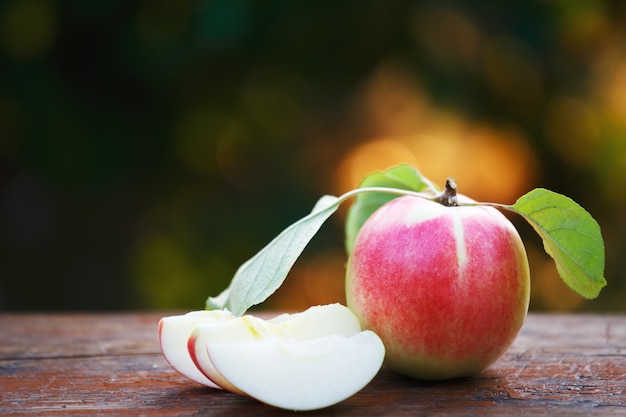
xmin=160 ymin=303 xmax=385 ymax=410
xmin=346 ymin=189 xmax=530 ymax=380
xmin=158 ymin=309 xmax=234 ymax=387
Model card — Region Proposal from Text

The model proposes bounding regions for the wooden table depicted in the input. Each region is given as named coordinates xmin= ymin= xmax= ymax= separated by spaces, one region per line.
xmin=1 ymin=312 xmax=624 ymax=416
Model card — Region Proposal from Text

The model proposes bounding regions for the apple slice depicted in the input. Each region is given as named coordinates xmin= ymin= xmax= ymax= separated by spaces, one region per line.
xmin=207 ymin=330 xmax=385 ymax=411
xmin=266 ymin=303 xmax=362 ymax=338
xmin=188 ymin=303 xmax=362 ymax=393
xmin=158 ymin=309 xmax=234 ymax=388
xmin=189 ymin=316 xmax=267 ymax=394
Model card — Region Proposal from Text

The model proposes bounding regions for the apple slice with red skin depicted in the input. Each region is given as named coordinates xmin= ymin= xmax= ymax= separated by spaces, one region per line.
xmin=158 ymin=309 xmax=234 ymax=388
xmin=206 ymin=330 xmax=385 ymax=411
xmin=188 ymin=317 xmax=264 ymax=394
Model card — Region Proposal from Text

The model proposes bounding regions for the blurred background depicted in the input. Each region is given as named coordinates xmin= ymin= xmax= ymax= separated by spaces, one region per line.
xmin=0 ymin=0 xmax=624 ymax=312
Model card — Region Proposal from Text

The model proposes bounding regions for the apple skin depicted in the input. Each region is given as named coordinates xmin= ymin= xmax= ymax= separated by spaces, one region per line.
xmin=346 ymin=194 xmax=530 ymax=380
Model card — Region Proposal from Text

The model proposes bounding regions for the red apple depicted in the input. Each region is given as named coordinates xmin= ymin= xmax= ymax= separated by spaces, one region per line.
xmin=345 ymin=185 xmax=530 ymax=380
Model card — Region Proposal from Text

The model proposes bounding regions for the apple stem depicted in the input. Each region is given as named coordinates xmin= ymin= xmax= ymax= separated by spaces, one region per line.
xmin=434 ymin=177 xmax=458 ymax=207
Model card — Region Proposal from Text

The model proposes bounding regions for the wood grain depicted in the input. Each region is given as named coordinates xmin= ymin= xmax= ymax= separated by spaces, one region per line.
xmin=0 ymin=313 xmax=624 ymax=416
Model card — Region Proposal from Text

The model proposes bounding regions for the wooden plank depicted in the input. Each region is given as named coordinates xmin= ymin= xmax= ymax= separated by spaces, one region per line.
xmin=0 ymin=313 xmax=624 ymax=416
xmin=0 ymin=313 xmax=162 ymax=360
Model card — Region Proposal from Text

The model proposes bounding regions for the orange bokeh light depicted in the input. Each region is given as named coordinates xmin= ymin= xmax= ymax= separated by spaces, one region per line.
xmin=333 ymin=60 xmax=539 ymax=205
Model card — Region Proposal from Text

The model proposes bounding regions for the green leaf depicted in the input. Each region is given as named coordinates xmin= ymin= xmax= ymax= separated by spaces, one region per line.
xmin=344 ymin=164 xmax=439 ymax=254
xmin=206 ymin=194 xmax=342 ymax=316
xmin=510 ymin=188 xmax=606 ymax=299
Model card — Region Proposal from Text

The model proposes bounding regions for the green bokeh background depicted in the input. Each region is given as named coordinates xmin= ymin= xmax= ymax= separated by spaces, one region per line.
xmin=1 ymin=0 xmax=624 ymax=311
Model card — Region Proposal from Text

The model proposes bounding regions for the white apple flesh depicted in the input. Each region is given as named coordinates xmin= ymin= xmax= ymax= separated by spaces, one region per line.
xmin=207 ymin=330 xmax=384 ymax=411
xmin=266 ymin=303 xmax=363 ymax=337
